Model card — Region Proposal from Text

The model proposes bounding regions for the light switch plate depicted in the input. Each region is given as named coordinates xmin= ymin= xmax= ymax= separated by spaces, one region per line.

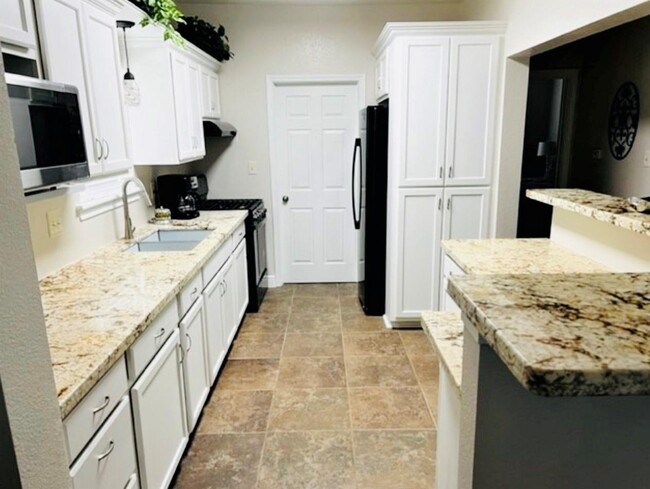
xmin=248 ymin=161 xmax=258 ymax=175
xmin=46 ymin=208 xmax=63 ymax=237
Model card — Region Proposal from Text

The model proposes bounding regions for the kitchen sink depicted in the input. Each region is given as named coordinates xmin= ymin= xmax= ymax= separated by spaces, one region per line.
xmin=126 ymin=229 xmax=212 ymax=252
xmin=141 ymin=230 xmax=212 ymax=243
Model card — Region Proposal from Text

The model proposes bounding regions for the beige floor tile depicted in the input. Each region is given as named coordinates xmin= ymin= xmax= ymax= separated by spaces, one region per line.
xmin=239 ymin=313 xmax=288 ymax=333
xmin=353 ymin=430 xmax=436 ymax=489
xmin=173 ymin=433 xmax=264 ymax=489
xmin=291 ymin=296 xmax=341 ymax=315
xmin=337 ymin=283 xmax=357 ymax=296
xmin=258 ymin=296 xmax=292 ymax=314
xmin=400 ymin=330 xmax=437 ymax=356
xmin=345 ymin=355 xmax=419 ymax=387
xmin=277 ymin=357 xmax=346 ymax=388
xmin=341 ymin=315 xmax=386 ymax=333
xmin=197 ymin=390 xmax=273 ymax=434
xmin=410 ymin=355 xmax=440 ymax=386
xmin=349 ymin=387 xmax=434 ymax=429
xmin=343 ymin=332 xmax=405 ymax=356
xmin=282 ymin=333 xmax=343 ymax=357
xmin=421 ymin=384 xmax=439 ymax=424
xmin=267 ymin=388 xmax=350 ymax=431
xmin=288 ymin=313 xmax=342 ymax=332
xmin=257 ymin=431 xmax=355 ymax=489
xmin=265 ymin=285 xmax=295 ymax=299
xmin=217 ymin=359 xmax=279 ymax=390
xmin=292 ymin=283 xmax=340 ymax=297
xmin=229 ymin=332 xmax=285 ymax=359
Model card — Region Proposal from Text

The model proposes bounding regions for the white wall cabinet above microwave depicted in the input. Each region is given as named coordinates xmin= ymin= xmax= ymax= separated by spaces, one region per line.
xmin=0 ymin=0 xmax=38 ymax=59
xmin=36 ymin=0 xmax=131 ymax=176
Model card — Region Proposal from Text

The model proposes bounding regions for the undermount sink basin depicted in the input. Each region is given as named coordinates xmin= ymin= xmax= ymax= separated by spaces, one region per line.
xmin=126 ymin=229 xmax=212 ymax=253
xmin=141 ymin=230 xmax=212 ymax=243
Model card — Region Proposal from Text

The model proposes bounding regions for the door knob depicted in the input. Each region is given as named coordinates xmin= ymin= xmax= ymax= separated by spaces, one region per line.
xmin=282 ymin=195 xmax=289 ymax=204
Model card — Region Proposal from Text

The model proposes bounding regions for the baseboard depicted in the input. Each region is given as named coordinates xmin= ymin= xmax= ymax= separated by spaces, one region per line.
xmin=382 ymin=315 xmax=421 ymax=330
xmin=262 ymin=274 xmax=281 ymax=288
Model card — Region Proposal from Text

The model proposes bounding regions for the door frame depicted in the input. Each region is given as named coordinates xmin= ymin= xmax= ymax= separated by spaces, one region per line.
xmin=266 ymin=74 xmax=366 ymax=287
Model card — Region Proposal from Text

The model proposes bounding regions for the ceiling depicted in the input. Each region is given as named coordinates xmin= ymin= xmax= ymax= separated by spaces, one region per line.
xmin=180 ymin=0 xmax=460 ymax=4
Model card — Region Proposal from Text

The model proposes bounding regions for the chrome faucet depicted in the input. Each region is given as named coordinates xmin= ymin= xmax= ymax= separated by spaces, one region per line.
xmin=123 ymin=177 xmax=153 ymax=240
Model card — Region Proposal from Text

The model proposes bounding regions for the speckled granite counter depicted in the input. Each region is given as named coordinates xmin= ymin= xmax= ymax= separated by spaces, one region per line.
xmin=448 ymin=272 xmax=650 ymax=396
xmin=421 ymin=311 xmax=463 ymax=394
xmin=442 ymin=238 xmax=610 ymax=275
xmin=527 ymin=188 xmax=650 ymax=237
xmin=40 ymin=211 xmax=247 ymax=418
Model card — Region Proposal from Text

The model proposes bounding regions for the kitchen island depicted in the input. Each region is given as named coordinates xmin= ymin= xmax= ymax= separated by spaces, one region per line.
xmin=441 ymin=189 xmax=650 ymax=489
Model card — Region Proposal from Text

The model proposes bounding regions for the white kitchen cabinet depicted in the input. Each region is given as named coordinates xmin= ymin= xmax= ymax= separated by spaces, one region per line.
xmin=221 ymin=257 xmax=238 ymax=347
xmin=70 ymin=396 xmax=138 ymax=489
xmin=375 ymin=50 xmax=389 ymax=101
xmin=200 ymin=66 xmax=221 ymax=120
xmin=442 ymin=187 xmax=490 ymax=240
xmin=131 ymin=329 xmax=187 ymax=489
xmin=179 ymin=296 xmax=210 ymax=432
xmin=445 ymin=36 xmax=500 ymax=187
xmin=36 ymin=0 xmax=130 ymax=175
xmin=439 ymin=253 xmax=463 ymax=313
xmin=0 ymin=0 xmax=38 ymax=57
xmin=170 ymin=52 xmax=205 ymax=162
xmin=203 ymin=271 xmax=228 ymax=384
xmin=393 ymin=188 xmax=444 ymax=320
xmin=233 ymin=238 xmax=249 ymax=324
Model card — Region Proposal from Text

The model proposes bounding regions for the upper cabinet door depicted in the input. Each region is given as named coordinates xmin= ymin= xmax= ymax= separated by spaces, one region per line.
xmin=82 ymin=2 xmax=130 ymax=174
xmin=0 ymin=0 xmax=37 ymax=50
xmin=398 ymin=36 xmax=450 ymax=187
xmin=445 ymin=36 xmax=500 ymax=187
xmin=441 ymin=186 xmax=490 ymax=240
xmin=187 ymin=61 xmax=205 ymax=158
xmin=36 ymin=0 xmax=102 ymax=174
xmin=170 ymin=53 xmax=194 ymax=162
xmin=200 ymin=66 xmax=221 ymax=120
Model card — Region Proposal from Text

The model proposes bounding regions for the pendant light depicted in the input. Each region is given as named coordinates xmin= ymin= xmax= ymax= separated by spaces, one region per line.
xmin=116 ymin=20 xmax=140 ymax=107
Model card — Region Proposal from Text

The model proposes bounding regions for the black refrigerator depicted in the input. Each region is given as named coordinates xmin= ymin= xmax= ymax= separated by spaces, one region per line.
xmin=352 ymin=101 xmax=389 ymax=316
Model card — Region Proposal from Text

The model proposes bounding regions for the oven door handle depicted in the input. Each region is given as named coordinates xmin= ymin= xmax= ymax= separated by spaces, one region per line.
xmin=351 ymin=138 xmax=362 ymax=230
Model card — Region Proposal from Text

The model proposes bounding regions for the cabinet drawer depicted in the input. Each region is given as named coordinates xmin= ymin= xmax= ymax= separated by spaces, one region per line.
xmin=178 ymin=272 xmax=204 ymax=317
xmin=127 ymin=300 xmax=179 ymax=381
xmin=202 ymin=236 xmax=232 ymax=285
xmin=442 ymin=253 xmax=465 ymax=278
xmin=64 ymin=357 xmax=128 ymax=464
xmin=233 ymin=222 xmax=246 ymax=246
xmin=70 ymin=396 xmax=138 ymax=489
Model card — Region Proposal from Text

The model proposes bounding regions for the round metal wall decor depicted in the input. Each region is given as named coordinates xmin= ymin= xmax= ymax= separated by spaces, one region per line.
xmin=608 ymin=81 xmax=640 ymax=160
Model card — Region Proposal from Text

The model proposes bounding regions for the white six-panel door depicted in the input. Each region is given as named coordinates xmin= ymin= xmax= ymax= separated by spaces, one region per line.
xmin=272 ymin=82 xmax=360 ymax=283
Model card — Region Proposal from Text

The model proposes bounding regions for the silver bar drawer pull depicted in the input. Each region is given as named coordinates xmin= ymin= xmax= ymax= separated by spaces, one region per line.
xmin=92 ymin=396 xmax=110 ymax=415
xmin=154 ymin=328 xmax=166 ymax=340
xmin=96 ymin=440 xmax=115 ymax=461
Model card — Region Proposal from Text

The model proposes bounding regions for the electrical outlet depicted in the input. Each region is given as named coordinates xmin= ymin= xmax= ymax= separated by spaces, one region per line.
xmin=592 ymin=149 xmax=603 ymax=160
xmin=644 ymin=151 xmax=650 ymax=168
xmin=248 ymin=160 xmax=258 ymax=175
xmin=46 ymin=208 xmax=63 ymax=238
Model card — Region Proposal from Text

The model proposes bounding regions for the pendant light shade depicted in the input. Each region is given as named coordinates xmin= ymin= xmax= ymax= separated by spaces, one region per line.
xmin=117 ymin=20 xmax=140 ymax=107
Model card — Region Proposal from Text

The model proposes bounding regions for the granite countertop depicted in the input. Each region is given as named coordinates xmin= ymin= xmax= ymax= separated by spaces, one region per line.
xmin=527 ymin=188 xmax=650 ymax=237
xmin=442 ymin=238 xmax=610 ymax=275
xmin=448 ymin=272 xmax=650 ymax=397
xmin=40 ymin=211 xmax=248 ymax=418
xmin=421 ymin=311 xmax=463 ymax=394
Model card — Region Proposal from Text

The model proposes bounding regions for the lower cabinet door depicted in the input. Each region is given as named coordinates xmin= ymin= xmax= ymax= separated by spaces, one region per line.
xmin=179 ymin=296 xmax=210 ymax=431
xmin=203 ymin=271 xmax=228 ymax=384
xmin=234 ymin=238 xmax=249 ymax=324
xmin=221 ymin=257 xmax=238 ymax=347
xmin=441 ymin=186 xmax=490 ymax=240
xmin=70 ymin=396 xmax=138 ymax=489
xmin=131 ymin=329 xmax=188 ymax=489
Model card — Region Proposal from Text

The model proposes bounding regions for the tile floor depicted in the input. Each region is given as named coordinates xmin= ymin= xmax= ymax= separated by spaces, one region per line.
xmin=172 ymin=283 xmax=439 ymax=489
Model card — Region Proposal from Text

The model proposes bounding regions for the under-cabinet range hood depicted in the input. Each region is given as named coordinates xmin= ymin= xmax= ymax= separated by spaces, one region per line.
xmin=203 ymin=120 xmax=237 ymax=138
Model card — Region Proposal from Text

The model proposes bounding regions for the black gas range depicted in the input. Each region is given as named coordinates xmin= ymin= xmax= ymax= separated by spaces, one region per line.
xmin=199 ymin=198 xmax=268 ymax=313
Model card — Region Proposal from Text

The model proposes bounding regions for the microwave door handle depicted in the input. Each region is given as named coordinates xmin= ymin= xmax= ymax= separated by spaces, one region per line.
xmin=351 ymin=138 xmax=361 ymax=230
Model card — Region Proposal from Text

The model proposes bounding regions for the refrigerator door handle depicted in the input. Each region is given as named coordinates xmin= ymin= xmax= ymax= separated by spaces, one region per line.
xmin=351 ymin=138 xmax=362 ymax=230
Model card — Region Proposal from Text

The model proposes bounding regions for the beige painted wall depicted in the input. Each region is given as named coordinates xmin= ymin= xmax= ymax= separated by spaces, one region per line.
xmin=177 ymin=2 xmax=461 ymax=281
xmin=0 ymin=60 xmax=71 ymax=489
xmin=459 ymin=0 xmax=650 ymax=237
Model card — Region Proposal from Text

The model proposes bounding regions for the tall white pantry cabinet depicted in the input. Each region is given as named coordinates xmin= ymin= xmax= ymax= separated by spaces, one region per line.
xmin=375 ymin=22 xmax=506 ymax=326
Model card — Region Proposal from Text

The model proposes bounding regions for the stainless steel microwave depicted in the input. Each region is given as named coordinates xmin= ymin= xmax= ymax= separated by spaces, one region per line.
xmin=6 ymin=74 xmax=89 ymax=192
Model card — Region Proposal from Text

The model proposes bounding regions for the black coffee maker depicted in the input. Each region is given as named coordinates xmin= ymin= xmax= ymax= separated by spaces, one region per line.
xmin=156 ymin=174 xmax=203 ymax=220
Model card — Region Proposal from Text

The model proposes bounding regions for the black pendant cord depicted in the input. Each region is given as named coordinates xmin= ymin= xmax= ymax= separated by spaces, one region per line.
xmin=121 ymin=27 xmax=133 ymax=80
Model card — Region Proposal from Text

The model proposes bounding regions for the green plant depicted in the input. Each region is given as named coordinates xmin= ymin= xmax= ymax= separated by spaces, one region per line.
xmin=177 ymin=16 xmax=234 ymax=62
xmin=130 ymin=0 xmax=185 ymax=45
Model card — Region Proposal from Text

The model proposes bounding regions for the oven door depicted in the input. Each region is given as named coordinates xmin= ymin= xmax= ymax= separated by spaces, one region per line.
xmin=254 ymin=217 xmax=267 ymax=285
